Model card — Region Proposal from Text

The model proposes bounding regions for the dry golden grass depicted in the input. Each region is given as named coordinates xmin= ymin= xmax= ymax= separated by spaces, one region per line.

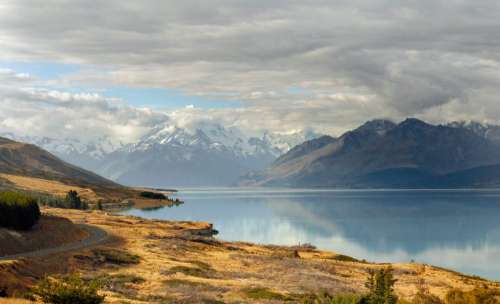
xmin=0 ymin=173 xmax=99 ymax=202
xmin=0 ymin=299 xmax=34 ymax=304
xmin=1 ymin=208 xmax=498 ymax=303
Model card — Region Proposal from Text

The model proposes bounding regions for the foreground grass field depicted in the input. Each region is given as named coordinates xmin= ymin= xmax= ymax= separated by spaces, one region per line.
xmin=1 ymin=207 xmax=498 ymax=303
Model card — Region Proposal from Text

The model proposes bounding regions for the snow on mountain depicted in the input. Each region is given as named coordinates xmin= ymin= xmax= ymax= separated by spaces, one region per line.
xmin=123 ymin=120 xmax=318 ymax=160
xmin=447 ymin=121 xmax=500 ymax=143
xmin=0 ymin=133 xmax=123 ymax=159
xmin=0 ymin=132 xmax=125 ymax=172
xmin=1 ymin=121 xmax=320 ymax=187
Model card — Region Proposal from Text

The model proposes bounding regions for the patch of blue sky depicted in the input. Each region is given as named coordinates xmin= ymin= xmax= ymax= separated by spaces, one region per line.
xmin=0 ymin=61 xmax=81 ymax=80
xmin=287 ymin=87 xmax=307 ymax=94
xmin=0 ymin=61 xmax=241 ymax=109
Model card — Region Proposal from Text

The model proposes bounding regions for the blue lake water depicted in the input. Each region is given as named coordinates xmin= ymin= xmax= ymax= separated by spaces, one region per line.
xmin=120 ymin=188 xmax=500 ymax=280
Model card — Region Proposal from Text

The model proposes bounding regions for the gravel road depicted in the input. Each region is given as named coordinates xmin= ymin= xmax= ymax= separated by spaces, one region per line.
xmin=0 ymin=224 xmax=108 ymax=261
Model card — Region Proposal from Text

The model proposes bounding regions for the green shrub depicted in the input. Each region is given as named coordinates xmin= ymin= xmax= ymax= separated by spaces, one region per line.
xmin=140 ymin=191 xmax=167 ymax=200
xmin=33 ymin=273 xmax=105 ymax=304
xmin=301 ymin=292 xmax=363 ymax=304
xmin=0 ymin=191 xmax=41 ymax=230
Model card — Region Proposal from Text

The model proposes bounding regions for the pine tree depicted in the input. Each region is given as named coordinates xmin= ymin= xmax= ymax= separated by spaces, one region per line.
xmin=364 ymin=267 xmax=398 ymax=304
xmin=65 ymin=190 xmax=82 ymax=209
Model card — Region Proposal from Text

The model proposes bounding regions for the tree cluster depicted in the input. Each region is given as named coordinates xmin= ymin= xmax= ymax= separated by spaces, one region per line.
xmin=0 ymin=191 xmax=41 ymax=230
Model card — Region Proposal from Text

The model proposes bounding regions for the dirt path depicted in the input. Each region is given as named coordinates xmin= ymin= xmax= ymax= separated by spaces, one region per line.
xmin=0 ymin=224 xmax=108 ymax=261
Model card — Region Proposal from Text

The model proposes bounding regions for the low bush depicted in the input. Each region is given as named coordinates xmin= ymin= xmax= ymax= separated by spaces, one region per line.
xmin=412 ymin=281 xmax=443 ymax=304
xmin=301 ymin=292 xmax=363 ymax=304
xmin=35 ymin=190 xmax=88 ymax=210
xmin=96 ymin=273 xmax=145 ymax=296
xmin=328 ymin=254 xmax=363 ymax=263
xmin=92 ymin=248 xmax=141 ymax=265
xmin=164 ymin=279 xmax=211 ymax=288
xmin=98 ymin=273 xmax=145 ymax=286
xmin=445 ymin=287 xmax=498 ymax=304
xmin=166 ymin=265 xmax=213 ymax=278
xmin=32 ymin=273 xmax=105 ymax=304
xmin=139 ymin=191 xmax=167 ymax=200
xmin=0 ymin=285 xmax=7 ymax=297
xmin=0 ymin=191 xmax=40 ymax=230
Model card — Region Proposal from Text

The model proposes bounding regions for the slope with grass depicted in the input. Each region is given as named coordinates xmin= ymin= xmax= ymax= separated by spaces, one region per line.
xmin=0 ymin=136 xmax=172 ymax=205
xmin=0 ymin=137 xmax=117 ymax=187
xmin=1 ymin=208 xmax=498 ymax=303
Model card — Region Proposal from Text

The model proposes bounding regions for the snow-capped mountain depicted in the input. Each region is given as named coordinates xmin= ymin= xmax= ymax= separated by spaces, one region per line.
xmin=2 ymin=122 xmax=319 ymax=187
xmin=0 ymin=132 xmax=124 ymax=172
xmin=99 ymin=121 xmax=319 ymax=187
xmin=447 ymin=121 xmax=500 ymax=144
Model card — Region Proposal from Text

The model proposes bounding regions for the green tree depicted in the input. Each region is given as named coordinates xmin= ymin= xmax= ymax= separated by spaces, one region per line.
xmin=65 ymin=190 xmax=82 ymax=209
xmin=363 ymin=267 xmax=398 ymax=304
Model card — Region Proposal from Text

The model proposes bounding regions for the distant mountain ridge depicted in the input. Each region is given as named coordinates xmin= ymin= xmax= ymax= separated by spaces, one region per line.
xmin=241 ymin=118 xmax=500 ymax=188
xmin=3 ymin=122 xmax=319 ymax=187
xmin=99 ymin=122 xmax=319 ymax=187
xmin=447 ymin=121 xmax=500 ymax=144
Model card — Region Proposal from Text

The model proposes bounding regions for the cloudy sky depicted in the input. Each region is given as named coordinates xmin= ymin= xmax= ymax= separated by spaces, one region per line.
xmin=1 ymin=0 xmax=500 ymax=142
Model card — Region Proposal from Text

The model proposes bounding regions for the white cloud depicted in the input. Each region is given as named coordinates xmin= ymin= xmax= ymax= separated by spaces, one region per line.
xmin=0 ymin=72 xmax=168 ymax=143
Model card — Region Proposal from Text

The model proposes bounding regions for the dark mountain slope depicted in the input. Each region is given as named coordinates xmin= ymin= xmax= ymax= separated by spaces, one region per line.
xmin=243 ymin=118 xmax=500 ymax=188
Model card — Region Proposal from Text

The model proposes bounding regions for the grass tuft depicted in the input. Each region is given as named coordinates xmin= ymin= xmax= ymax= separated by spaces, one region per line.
xmin=164 ymin=279 xmax=210 ymax=288
xmin=92 ymin=248 xmax=141 ymax=265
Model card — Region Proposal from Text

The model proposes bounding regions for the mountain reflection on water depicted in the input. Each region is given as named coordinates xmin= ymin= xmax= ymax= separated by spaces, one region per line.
xmin=120 ymin=189 xmax=500 ymax=280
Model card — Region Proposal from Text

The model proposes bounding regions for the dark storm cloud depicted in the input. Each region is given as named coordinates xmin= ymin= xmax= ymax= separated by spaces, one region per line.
xmin=2 ymin=0 xmax=500 ymax=135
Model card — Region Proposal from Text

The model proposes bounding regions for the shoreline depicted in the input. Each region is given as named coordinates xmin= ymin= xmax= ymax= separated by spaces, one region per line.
xmin=1 ymin=207 xmax=498 ymax=303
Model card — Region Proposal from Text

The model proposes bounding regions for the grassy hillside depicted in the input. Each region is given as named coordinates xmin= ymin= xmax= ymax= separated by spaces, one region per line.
xmin=0 ymin=137 xmax=117 ymax=187
xmin=0 ymin=136 xmax=145 ymax=202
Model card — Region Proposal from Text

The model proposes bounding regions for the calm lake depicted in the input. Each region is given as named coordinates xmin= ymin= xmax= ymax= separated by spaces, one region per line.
xmin=120 ymin=188 xmax=500 ymax=280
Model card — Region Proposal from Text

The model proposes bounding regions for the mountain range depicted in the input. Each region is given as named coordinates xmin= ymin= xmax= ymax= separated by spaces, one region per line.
xmin=2 ymin=122 xmax=318 ymax=187
xmin=241 ymin=119 xmax=500 ymax=188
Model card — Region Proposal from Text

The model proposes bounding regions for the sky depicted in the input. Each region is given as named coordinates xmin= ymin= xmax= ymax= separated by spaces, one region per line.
xmin=2 ymin=1 xmax=500 ymax=143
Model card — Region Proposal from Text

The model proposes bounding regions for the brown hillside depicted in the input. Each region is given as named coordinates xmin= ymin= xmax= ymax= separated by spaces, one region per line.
xmin=0 ymin=137 xmax=117 ymax=187
xmin=0 ymin=137 xmax=146 ymax=202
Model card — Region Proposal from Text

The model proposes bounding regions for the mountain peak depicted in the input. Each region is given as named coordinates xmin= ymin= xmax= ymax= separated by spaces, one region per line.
xmin=398 ymin=118 xmax=431 ymax=129
xmin=243 ymin=117 xmax=500 ymax=188
xmin=356 ymin=119 xmax=396 ymax=133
